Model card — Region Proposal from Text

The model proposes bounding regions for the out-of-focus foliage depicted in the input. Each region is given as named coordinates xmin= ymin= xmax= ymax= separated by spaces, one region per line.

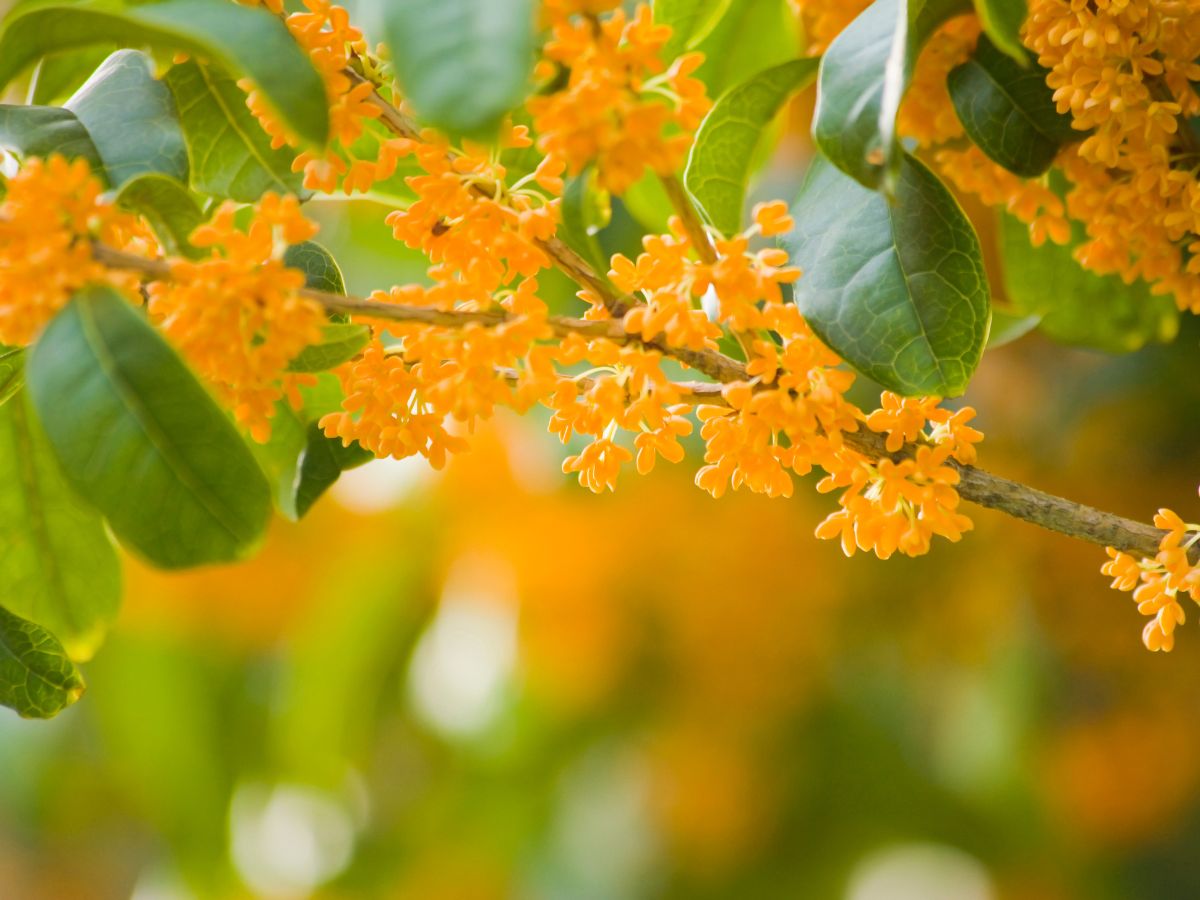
xmin=3 ymin=195 xmax=1200 ymax=892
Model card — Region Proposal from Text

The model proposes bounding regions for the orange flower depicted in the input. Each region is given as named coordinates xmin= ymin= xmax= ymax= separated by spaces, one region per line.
xmin=0 ymin=155 xmax=150 ymax=346
xmin=529 ymin=3 xmax=710 ymax=193
xmin=147 ymin=195 xmax=326 ymax=441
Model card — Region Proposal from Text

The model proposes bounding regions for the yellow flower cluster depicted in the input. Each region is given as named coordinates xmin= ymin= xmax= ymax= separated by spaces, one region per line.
xmin=0 ymin=156 xmax=149 ymax=346
xmin=1104 ymin=504 xmax=1200 ymax=652
xmin=147 ymin=195 xmax=326 ymax=441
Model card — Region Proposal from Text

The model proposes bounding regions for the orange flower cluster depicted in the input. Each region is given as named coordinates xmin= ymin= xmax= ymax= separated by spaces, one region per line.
xmin=1025 ymin=0 xmax=1200 ymax=310
xmin=789 ymin=0 xmax=872 ymax=53
xmin=1103 ymin=505 xmax=1200 ymax=652
xmin=813 ymin=393 xmax=981 ymax=559
xmin=529 ymin=1 xmax=710 ymax=193
xmin=319 ymin=122 xmax=564 ymax=467
xmin=147 ymin=195 xmax=326 ymax=441
xmin=0 ymin=156 xmax=149 ymax=346
xmin=241 ymin=0 xmax=382 ymax=193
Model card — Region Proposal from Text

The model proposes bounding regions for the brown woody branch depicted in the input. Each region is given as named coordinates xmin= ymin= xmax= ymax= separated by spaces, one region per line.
xmin=92 ymin=241 xmax=1173 ymax=560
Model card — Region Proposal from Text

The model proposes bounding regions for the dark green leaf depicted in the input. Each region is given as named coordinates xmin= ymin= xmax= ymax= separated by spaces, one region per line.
xmin=812 ymin=0 xmax=969 ymax=189
xmin=371 ymin=0 xmax=535 ymax=137
xmin=0 ymin=0 xmax=329 ymax=146
xmin=948 ymin=36 xmax=1076 ymax=177
xmin=294 ymin=423 xmax=372 ymax=519
xmin=287 ymin=324 xmax=370 ymax=373
xmin=65 ymin=49 xmax=188 ymax=187
xmin=165 ymin=59 xmax=306 ymax=202
xmin=0 ymin=389 xmax=120 ymax=660
xmin=253 ymin=402 xmax=308 ymax=520
xmin=114 ymin=173 xmax=205 ymax=258
xmin=0 ymin=605 xmax=84 ymax=719
xmin=785 ymin=154 xmax=990 ymax=396
xmin=999 ymin=212 xmax=1178 ymax=353
xmin=284 ymin=240 xmax=346 ymax=295
xmin=972 ymin=0 xmax=1027 ymax=62
xmin=685 ymin=57 xmax=819 ymax=236
xmin=0 ymin=104 xmax=104 ymax=173
xmin=27 ymin=285 xmax=272 ymax=569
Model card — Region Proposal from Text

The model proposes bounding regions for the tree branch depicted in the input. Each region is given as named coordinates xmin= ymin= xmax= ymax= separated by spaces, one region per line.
xmin=90 ymin=240 xmax=1174 ymax=560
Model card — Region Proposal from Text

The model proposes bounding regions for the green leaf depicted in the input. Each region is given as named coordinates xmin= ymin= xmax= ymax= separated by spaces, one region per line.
xmin=560 ymin=168 xmax=612 ymax=276
xmin=999 ymin=211 xmax=1179 ymax=353
xmin=0 ymin=0 xmax=329 ymax=146
xmin=371 ymin=0 xmax=535 ymax=137
xmin=0 ymin=389 xmax=121 ymax=660
xmin=284 ymin=240 xmax=346 ymax=295
xmin=27 ymin=285 xmax=272 ymax=569
xmin=693 ymin=0 xmax=799 ymax=97
xmin=114 ymin=173 xmax=205 ymax=259
xmin=65 ymin=49 xmax=188 ymax=186
xmin=654 ymin=0 xmax=733 ymax=61
xmin=165 ymin=59 xmax=305 ymax=203
xmin=294 ymin=423 xmax=372 ymax=519
xmin=948 ymin=36 xmax=1076 ymax=177
xmin=986 ymin=308 xmax=1040 ymax=348
xmin=813 ymin=0 xmax=969 ymax=189
xmin=0 ymin=104 xmax=104 ymax=174
xmin=972 ymin=0 xmax=1027 ymax=62
xmin=685 ymin=57 xmax=819 ymax=236
xmin=785 ymin=153 xmax=990 ymax=396
xmin=0 ymin=347 xmax=24 ymax=408
xmin=287 ymin=324 xmax=370 ymax=374
xmin=0 ymin=605 xmax=85 ymax=719
xmin=253 ymin=402 xmax=308 ymax=520
xmin=30 ymin=46 xmax=114 ymax=106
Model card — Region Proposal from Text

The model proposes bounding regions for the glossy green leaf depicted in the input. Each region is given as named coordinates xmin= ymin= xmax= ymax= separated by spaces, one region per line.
xmin=114 ymin=173 xmax=205 ymax=259
xmin=693 ymin=0 xmax=799 ymax=97
xmin=65 ymin=49 xmax=188 ymax=186
xmin=813 ymin=0 xmax=969 ymax=189
xmin=253 ymin=402 xmax=308 ymax=520
xmin=785 ymin=154 xmax=990 ymax=396
xmin=973 ymin=0 xmax=1027 ymax=62
xmin=371 ymin=0 xmax=535 ymax=137
xmin=287 ymin=324 xmax=370 ymax=374
xmin=0 ymin=0 xmax=328 ymax=146
xmin=0 ymin=390 xmax=121 ymax=660
xmin=165 ymin=59 xmax=305 ymax=203
xmin=284 ymin=241 xmax=346 ymax=296
xmin=0 ymin=104 xmax=104 ymax=173
xmin=0 ymin=605 xmax=85 ymax=719
xmin=294 ymin=424 xmax=372 ymax=519
xmin=27 ymin=286 xmax=272 ymax=569
xmin=655 ymin=0 xmax=733 ymax=61
xmin=948 ymin=36 xmax=1076 ymax=177
xmin=999 ymin=212 xmax=1178 ymax=353
xmin=685 ymin=58 xmax=819 ymax=236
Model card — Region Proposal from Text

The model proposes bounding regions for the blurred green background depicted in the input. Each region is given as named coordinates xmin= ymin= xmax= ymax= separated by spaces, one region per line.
xmin=5 ymin=1 xmax=1200 ymax=897
xmin=4 ymin=196 xmax=1200 ymax=899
